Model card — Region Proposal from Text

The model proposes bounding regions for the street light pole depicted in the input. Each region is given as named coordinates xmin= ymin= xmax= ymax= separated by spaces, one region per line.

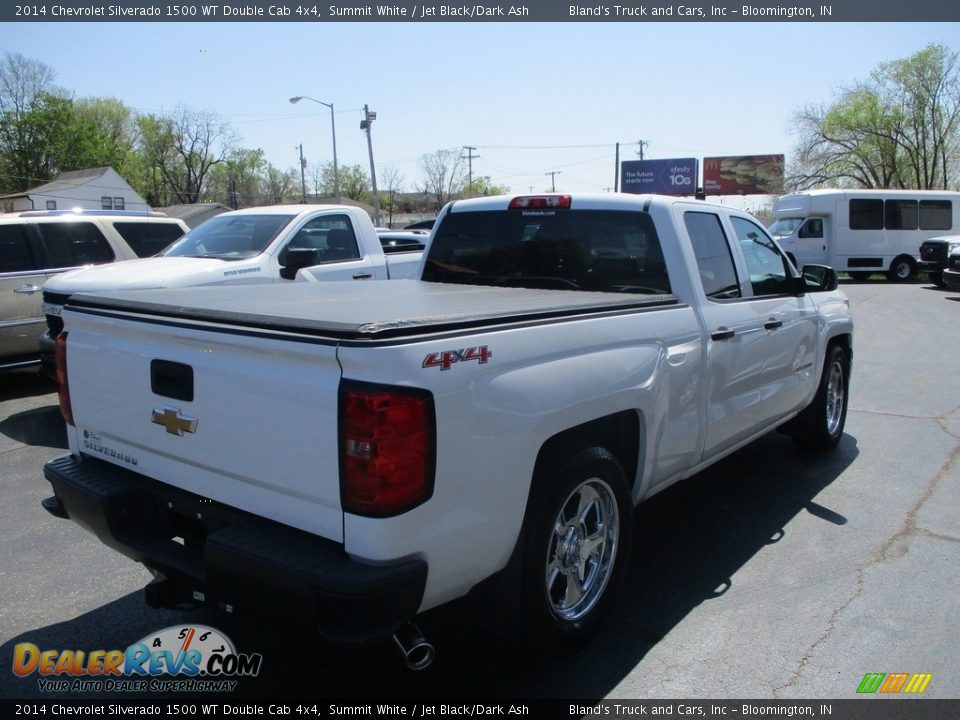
xmin=289 ymin=95 xmax=341 ymax=204
xmin=360 ymin=104 xmax=381 ymax=226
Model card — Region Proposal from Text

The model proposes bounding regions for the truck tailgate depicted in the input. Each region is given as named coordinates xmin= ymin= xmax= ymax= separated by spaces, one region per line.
xmin=63 ymin=307 xmax=344 ymax=542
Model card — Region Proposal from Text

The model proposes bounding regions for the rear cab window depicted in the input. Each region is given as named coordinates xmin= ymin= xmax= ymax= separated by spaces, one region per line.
xmin=423 ymin=208 xmax=671 ymax=295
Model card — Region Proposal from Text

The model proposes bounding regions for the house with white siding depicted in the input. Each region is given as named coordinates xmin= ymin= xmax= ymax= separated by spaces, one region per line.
xmin=0 ymin=167 xmax=149 ymax=213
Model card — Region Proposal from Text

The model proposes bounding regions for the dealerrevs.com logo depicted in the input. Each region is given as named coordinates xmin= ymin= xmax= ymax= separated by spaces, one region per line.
xmin=12 ymin=625 xmax=262 ymax=693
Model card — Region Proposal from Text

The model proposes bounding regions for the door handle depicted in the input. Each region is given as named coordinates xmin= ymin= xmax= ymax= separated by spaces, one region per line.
xmin=352 ymin=273 xmax=373 ymax=280
xmin=14 ymin=284 xmax=42 ymax=294
xmin=764 ymin=319 xmax=783 ymax=331
xmin=711 ymin=327 xmax=735 ymax=341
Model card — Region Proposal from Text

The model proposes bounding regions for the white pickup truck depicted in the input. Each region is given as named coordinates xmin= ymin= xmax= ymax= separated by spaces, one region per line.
xmin=43 ymin=193 xmax=852 ymax=669
xmin=38 ymin=204 xmax=423 ymax=371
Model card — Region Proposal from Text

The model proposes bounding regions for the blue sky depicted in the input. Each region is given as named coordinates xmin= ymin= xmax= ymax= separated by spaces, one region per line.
xmin=2 ymin=21 xmax=957 ymax=207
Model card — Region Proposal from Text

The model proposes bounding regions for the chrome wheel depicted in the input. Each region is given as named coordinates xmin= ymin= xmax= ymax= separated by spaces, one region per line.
xmin=824 ymin=358 xmax=845 ymax=437
xmin=544 ymin=477 xmax=619 ymax=622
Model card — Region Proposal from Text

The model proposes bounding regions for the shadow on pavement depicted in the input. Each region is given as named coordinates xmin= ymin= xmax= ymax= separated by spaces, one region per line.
xmin=0 ymin=429 xmax=858 ymax=700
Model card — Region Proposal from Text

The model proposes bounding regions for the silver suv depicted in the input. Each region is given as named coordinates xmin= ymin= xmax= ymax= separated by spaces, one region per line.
xmin=0 ymin=210 xmax=188 ymax=371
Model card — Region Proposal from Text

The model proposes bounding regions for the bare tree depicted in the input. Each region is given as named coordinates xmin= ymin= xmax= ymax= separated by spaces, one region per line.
xmin=138 ymin=105 xmax=238 ymax=204
xmin=379 ymin=166 xmax=404 ymax=226
xmin=0 ymin=52 xmax=58 ymax=118
xmin=419 ymin=148 xmax=467 ymax=212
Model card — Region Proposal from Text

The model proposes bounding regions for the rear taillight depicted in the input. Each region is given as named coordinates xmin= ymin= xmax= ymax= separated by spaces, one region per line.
xmin=340 ymin=382 xmax=435 ymax=517
xmin=55 ymin=332 xmax=73 ymax=425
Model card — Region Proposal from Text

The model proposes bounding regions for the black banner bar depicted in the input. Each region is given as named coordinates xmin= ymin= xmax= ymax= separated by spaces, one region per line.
xmin=2 ymin=700 xmax=960 ymax=719
xmin=3 ymin=0 xmax=959 ymax=22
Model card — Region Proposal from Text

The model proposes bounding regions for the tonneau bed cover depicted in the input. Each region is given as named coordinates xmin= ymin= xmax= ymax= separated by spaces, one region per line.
xmin=67 ymin=279 xmax=678 ymax=341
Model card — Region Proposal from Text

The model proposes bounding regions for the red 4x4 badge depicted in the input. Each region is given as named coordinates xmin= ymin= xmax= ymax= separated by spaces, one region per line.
xmin=422 ymin=346 xmax=493 ymax=371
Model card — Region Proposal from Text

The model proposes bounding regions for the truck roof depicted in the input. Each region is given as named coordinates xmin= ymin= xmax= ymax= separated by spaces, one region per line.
xmin=67 ymin=280 xmax=676 ymax=342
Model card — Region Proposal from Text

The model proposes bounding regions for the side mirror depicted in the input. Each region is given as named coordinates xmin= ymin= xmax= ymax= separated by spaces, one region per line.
xmin=280 ymin=247 xmax=321 ymax=280
xmin=801 ymin=264 xmax=839 ymax=293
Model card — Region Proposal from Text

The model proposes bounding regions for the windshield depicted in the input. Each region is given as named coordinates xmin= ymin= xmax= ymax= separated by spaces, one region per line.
xmin=768 ymin=217 xmax=804 ymax=237
xmin=423 ymin=209 xmax=671 ymax=295
xmin=162 ymin=214 xmax=296 ymax=260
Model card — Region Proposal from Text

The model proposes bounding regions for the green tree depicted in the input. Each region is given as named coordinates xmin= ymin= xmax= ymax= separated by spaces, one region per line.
xmin=315 ymin=162 xmax=370 ymax=202
xmin=0 ymin=92 xmax=127 ymax=191
xmin=790 ymin=43 xmax=960 ymax=190
xmin=461 ymin=176 xmax=509 ymax=198
xmin=205 ymin=148 xmax=268 ymax=208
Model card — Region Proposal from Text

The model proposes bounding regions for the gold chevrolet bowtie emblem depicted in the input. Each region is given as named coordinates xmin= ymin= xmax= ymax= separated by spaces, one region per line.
xmin=151 ymin=407 xmax=198 ymax=436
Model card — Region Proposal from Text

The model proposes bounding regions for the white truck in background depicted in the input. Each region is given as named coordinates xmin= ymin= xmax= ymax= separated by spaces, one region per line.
xmin=39 ymin=205 xmax=423 ymax=371
xmin=769 ymin=189 xmax=960 ymax=281
xmin=44 ymin=193 xmax=852 ymax=669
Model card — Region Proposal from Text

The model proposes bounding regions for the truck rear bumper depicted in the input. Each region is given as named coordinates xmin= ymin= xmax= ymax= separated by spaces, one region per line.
xmin=43 ymin=454 xmax=427 ymax=644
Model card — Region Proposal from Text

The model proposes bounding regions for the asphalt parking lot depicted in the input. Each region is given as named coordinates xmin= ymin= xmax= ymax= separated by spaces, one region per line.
xmin=1 ymin=279 xmax=958 ymax=701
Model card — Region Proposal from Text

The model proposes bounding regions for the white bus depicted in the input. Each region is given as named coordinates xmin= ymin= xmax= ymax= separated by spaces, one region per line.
xmin=769 ymin=189 xmax=960 ymax=281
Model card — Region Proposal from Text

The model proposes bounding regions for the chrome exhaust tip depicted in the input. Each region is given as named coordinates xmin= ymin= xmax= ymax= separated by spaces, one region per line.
xmin=393 ymin=622 xmax=435 ymax=671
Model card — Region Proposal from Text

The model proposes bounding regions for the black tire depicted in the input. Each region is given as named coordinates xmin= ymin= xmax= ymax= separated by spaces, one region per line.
xmin=887 ymin=255 xmax=916 ymax=282
xmin=793 ymin=344 xmax=849 ymax=451
xmin=846 ymin=271 xmax=872 ymax=281
xmin=522 ymin=447 xmax=632 ymax=643
xmin=930 ymin=271 xmax=947 ymax=288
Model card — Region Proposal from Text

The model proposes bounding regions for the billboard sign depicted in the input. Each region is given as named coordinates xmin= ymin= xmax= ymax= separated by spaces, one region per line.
xmin=703 ymin=154 xmax=784 ymax=195
xmin=621 ymin=158 xmax=698 ymax=196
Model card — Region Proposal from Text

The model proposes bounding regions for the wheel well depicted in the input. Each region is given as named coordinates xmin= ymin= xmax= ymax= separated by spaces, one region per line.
xmin=829 ymin=333 xmax=853 ymax=364
xmin=533 ymin=411 xmax=641 ymax=494
xmin=890 ymin=254 xmax=916 ymax=271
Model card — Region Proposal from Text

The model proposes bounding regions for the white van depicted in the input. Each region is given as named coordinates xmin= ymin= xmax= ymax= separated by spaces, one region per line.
xmin=769 ymin=189 xmax=960 ymax=281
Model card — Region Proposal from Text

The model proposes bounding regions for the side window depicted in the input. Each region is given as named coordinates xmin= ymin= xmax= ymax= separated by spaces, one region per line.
xmin=798 ymin=218 xmax=823 ymax=238
xmin=282 ymin=214 xmax=360 ymax=264
xmin=731 ymin=217 xmax=792 ymax=297
xmin=0 ymin=225 xmax=37 ymax=273
xmin=884 ymin=199 xmax=918 ymax=230
xmin=113 ymin=222 xmax=186 ymax=257
xmin=37 ymin=222 xmax=115 ymax=268
xmin=919 ymin=200 xmax=952 ymax=230
xmin=684 ymin=211 xmax=741 ymax=300
xmin=849 ymin=199 xmax=883 ymax=230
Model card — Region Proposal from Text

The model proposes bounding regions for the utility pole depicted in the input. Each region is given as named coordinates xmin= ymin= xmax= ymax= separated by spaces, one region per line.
xmin=614 ymin=142 xmax=620 ymax=192
xmin=636 ymin=140 xmax=648 ymax=160
xmin=462 ymin=146 xmax=479 ymax=190
xmin=297 ymin=144 xmax=307 ymax=203
xmin=545 ymin=171 xmax=561 ymax=192
xmin=360 ymin=104 xmax=381 ymax=226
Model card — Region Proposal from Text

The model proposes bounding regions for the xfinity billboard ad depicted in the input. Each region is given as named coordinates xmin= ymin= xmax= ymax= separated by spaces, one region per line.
xmin=621 ymin=158 xmax=698 ymax=196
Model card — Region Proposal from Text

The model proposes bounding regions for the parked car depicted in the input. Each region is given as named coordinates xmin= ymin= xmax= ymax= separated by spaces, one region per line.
xmin=404 ymin=219 xmax=436 ymax=231
xmin=39 ymin=205 xmax=424 ymax=375
xmin=377 ymin=229 xmax=429 ymax=252
xmin=0 ymin=209 xmax=187 ymax=371
xmin=918 ymin=234 xmax=960 ymax=287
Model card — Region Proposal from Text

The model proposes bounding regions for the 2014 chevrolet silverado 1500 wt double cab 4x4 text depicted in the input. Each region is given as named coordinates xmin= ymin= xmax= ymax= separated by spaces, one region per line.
xmin=43 ymin=193 xmax=852 ymax=669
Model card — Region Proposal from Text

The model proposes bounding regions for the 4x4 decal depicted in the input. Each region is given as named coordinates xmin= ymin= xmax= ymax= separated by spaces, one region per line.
xmin=422 ymin=346 xmax=492 ymax=371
